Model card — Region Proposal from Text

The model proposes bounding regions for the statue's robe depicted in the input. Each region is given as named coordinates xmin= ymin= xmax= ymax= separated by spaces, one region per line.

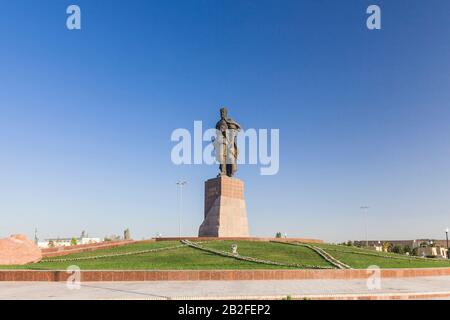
xmin=214 ymin=118 xmax=241 ymax=176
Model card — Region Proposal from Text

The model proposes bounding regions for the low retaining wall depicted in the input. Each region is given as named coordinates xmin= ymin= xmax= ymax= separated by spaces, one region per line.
xmin=1 ymin=267 xmax=450 ymax=282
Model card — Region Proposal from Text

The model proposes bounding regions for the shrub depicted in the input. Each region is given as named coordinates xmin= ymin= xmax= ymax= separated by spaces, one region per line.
xmin=392 ymin=245 xmax=404 ymax=254
xmin=403 ymin=245 xmax=412 ymax=254
xmin=70 ymin=237 xmax=78 ymax=246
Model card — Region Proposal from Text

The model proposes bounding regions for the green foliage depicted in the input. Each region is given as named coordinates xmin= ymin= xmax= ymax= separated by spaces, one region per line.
xmin=104 ymin=235 xmax=121 ymax=242
xmin=403 ymin=245 xmax=412 ymax=254
xmin=275 ymin=232 xmax=282 ymax=238
xmin=391 ymin=245 xmax=404 ymax=254
xmin=354 ymin=242 xmax=363 ymax=248
xmin=70 ymin=237 xmax=78 ymax=246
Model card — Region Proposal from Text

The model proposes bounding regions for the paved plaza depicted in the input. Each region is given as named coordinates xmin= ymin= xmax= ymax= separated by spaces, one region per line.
xmin=1 ymin=276 xmax=450 ymax=300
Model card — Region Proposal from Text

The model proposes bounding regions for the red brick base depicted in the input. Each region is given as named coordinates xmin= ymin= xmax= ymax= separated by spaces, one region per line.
xmin=1 ymin=268 xmax=450 ymax=282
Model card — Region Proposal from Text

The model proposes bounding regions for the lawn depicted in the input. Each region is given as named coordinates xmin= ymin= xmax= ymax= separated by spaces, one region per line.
xmin=1 ymin=240 xmax=317 ymax=270
xmin=199 ymin=240 xmax=333 ymax=268
xmin=314 ymin=243 xmax=450 ymax=269
xmin=1 ymin=240 xmax=450 ymax=270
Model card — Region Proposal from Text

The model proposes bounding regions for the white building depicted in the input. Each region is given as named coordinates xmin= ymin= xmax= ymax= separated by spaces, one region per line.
xmin=38 ymin=237 xmax=102 ymax=249
xmin=417 ymin=246 xmax=448 ymax=259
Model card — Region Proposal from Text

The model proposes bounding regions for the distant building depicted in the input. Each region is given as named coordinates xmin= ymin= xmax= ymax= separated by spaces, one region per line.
xmin=417 ymin=247 xmax=448 ymax=259
xmin=38 ymin=237 xmax=102 ymax=248
xmin=124 ymin=228 xmax=131 ymax=240
xmin=352 ymin=239 xmax=449 ymax=258
xmin=370 ymin=244 xmax=384 ymax=252
xmin=353 ymin=239 xmax=448 ymax=250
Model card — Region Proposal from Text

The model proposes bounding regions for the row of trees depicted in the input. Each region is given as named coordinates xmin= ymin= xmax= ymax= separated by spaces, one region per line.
xmin=342 ymin=241 xmax=419 ymax=256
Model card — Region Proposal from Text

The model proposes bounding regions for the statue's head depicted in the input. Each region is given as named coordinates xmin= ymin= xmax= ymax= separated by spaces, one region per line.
xmin=220 ymin=107 xmax=228 ymax=119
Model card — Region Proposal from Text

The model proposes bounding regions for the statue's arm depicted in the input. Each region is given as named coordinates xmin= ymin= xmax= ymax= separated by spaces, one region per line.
xmin=227 ymin=118 xmax=242 ymax=131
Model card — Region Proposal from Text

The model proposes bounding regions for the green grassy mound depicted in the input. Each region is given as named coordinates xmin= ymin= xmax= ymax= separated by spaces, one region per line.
xmin=1 ymin=240 xmax=449 ymax=270
xmin=314 ymin=243 xmax=450 ymax=269
xmin=200 ymin=240 xmax=333 ymax=268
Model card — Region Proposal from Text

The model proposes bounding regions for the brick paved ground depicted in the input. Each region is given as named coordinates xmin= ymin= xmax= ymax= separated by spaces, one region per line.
xmin=1 ymin=276 xmax=450 ymax=300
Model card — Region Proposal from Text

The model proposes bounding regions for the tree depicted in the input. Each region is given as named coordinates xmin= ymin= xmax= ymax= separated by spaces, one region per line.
xmin=419 ymin=241 xmax=429 ymax=248
xmin=275 ymin=232 xmax=282 ymax=238
xmin=382 ymin=242 xmax=392 ymax=252
xmin=403 ymin=245 xmax=412 ymax=255
xmin=104 ymin=234 xmax=121 ymax=242
xmin=48 ymin=240 xmax=55 ymax=248
xmin=346 ymin=241 xmax=353 ymax=247
xmin=70 ymin=237 xmax=78 ymax=246
xmin=392 ymin=245 xmax=404 ymax=254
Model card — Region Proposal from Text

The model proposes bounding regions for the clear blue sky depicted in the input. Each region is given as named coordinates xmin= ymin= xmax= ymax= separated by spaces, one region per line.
xmin=0 ymin=0 xmax=449 ymax=242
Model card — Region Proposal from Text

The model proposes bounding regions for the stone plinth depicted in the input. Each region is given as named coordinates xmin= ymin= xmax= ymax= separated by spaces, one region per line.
xmin=198 ymin=176 xmax=249 ymax=237
xmin=0 ymin=234 xmax=42 ymax=265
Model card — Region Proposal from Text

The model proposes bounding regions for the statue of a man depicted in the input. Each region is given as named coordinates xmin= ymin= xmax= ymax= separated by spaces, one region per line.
xmin=214 ymin=107 xmax=241 ymax=177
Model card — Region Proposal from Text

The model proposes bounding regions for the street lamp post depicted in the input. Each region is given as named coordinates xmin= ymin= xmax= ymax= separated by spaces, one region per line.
xmin=176 ymin=180 xmax=187 ymax=238
xmin=446 ymin=228 xmax=449 ymax=259
xmin=361 ymin=206 xmax=370 ymax=247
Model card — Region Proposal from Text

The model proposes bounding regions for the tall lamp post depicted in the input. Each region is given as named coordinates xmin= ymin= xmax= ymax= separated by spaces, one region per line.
xmin=446 ymin=228 xmax=449 ymax=259
xmin=176 ymin=180 xmax=187 ymax=238
xmin=361 ymin=206 xmax=370 ymax=247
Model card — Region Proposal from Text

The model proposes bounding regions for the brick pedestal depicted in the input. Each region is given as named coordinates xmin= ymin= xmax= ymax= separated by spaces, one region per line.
xmin=198 ymin=176 xmax=249 ymax=237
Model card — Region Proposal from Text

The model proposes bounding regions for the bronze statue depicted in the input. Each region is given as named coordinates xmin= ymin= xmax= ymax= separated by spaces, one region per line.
xmin=214 ymin=107 xmax=241 ymax=177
